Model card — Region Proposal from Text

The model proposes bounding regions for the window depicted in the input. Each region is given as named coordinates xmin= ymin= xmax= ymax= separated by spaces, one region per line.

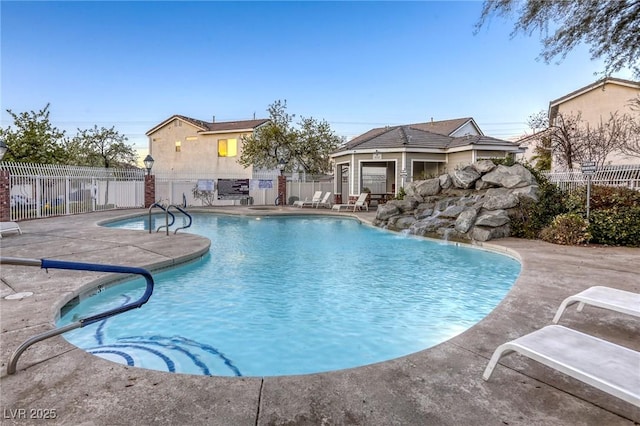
xmin=175 ymin=141 xmax=181 ymax=152
xmin=218 ymin=139 xmax=237 ymax=157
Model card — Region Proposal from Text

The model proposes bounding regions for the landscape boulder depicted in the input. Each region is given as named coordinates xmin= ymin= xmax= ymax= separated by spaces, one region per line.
xmin=371 ymin=161 xmax=539 ymax=242
xmin=450 ymin=166 xmax=481 ymax=189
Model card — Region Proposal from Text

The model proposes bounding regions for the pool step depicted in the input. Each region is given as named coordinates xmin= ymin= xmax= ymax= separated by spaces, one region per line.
xmin=87 ymin=335 xmax=241 ymax=376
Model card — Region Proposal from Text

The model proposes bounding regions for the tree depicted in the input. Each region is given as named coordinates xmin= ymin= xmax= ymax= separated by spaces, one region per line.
xmin=71 ymin=125 xmax=138 ymax=168
xmin=621 ymin=95 xmax=640 ymax=156
xmin=545 ymin=112 xmax=635 ymax=169
xmin=547 ymin=113 xmax=584 ymax=170
xmin=476 ymin=0 xmax=640 ymax=78
xmin=0 ymin=104 xmax=69 ymax=164
xmin=239 ymin=100 xmax=342 ymax=174
xmin=529 ymin=136 xmax=553 ymax=171
xmin=580 ymin=112 xmax=632 ymax=167
xmin=69 ymin=125 xmax=137 ymax=206
xmin=524 ymin=110 xmax=552 ymax=171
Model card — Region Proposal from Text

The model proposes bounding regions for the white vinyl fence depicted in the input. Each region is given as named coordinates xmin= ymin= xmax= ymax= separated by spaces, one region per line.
xmin=2 ymin=162 xmax=145 ymax=221
xmin=544 ymin=164 xmax=640 ymax=192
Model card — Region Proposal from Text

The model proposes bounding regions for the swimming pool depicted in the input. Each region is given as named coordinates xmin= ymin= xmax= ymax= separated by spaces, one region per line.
xmin=58 ymin=214 xmax=520 ymax=377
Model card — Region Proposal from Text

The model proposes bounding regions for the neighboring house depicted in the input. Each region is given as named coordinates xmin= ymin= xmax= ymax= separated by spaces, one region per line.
xmin=146 ymin=115 xmax=269 ymax=174
xmin=330 ymin=117 xmax=524 ymax=200
xmin=518 ymin=77 xmax=640 ymax=168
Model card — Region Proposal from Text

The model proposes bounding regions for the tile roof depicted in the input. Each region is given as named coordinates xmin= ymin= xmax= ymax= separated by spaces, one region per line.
xmin=340 ymin=118 xmax=518 ymax=152
xmin=448 ymin=135 xmax=519 ymax=148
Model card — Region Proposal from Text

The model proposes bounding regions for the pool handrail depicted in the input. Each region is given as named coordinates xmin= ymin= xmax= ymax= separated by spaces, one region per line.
xmin=167 ymin=204 xmax=192 ymax=234
xmin=148 ymin=202 xmax=175 ymax=235
xmin=1 ymin=256 xmax=155 ymax=375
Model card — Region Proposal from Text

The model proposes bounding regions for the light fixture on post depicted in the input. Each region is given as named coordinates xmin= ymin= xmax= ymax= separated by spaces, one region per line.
xmin=0 ymin=139 xmax=7 ymax=160
xmin=274 ymin=145 xmax=287 ymax=176
xmin=143 ymin=154 xmax=155 ymax=176
xmin=274 ymin=146 xmax=287 ymax=206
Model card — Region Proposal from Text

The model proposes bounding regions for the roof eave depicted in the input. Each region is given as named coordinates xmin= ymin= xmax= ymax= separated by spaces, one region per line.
xmin=146 ymin=115 xmax=208 ymax=136
xmin=549 ymin=77 xmax=640 ymax=108
xmin=450 ymin=118 xmax=484 ymax=137
xmin=199 ymin=128 xmax=258 ymax=135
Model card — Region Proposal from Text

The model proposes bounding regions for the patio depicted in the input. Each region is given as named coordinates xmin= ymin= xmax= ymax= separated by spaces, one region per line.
xmin=1 ymin=208 xmax=638 ymax=425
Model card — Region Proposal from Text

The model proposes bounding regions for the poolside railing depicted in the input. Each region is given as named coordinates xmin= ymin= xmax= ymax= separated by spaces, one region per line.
xmin=1 ymin=162 xmax=145 ymax=221
xmin=1 ymin=257 xmax=155 ymax=375
xmin=544 ymin=164 xmax=640 ymax=192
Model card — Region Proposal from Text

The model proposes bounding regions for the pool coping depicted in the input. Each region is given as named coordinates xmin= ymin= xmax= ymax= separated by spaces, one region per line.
xmin=1 ymin=207 xmax=639 ymax=425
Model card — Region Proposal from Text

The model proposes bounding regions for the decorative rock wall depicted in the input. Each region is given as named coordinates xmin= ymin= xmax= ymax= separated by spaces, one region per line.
xmin=372 ymin=160 xmax=539 ymax=242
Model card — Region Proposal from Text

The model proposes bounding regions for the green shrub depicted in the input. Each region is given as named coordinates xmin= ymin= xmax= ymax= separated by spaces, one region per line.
xmin=509 ymin=170 xmax=568 ymax=239
xmin=539 ymin=213 xmax=591 ymax=245
xmin=588 ymin=206 xmax=640 ymax=247
xmin=489 ymin=157 xmax=516 ymax=167
xmin=590 ymin=185 xmax=640 ymax=209
xmin=566 ymin=185 xmax=640 ymax=215
xmin=394 ymin=187 xmax=406 ymax=200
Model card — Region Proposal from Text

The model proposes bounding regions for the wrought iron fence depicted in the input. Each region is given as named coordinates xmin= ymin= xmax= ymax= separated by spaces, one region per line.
xmin=1 ymin=162 xmax=145 ymax=221
xmin=2 ymin=161 xmax=338 ymax=220
xmin=544 ymin=164 xmax=640 ymax=192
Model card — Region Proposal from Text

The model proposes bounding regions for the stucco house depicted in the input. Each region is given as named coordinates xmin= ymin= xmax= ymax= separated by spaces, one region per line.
xmin=518 ymin=77 xmax=640 ymax=167
xmin=146 ymin=115 xmax=269 ymax=174
xmin=330 ymin=117 xmax=523 ymax=202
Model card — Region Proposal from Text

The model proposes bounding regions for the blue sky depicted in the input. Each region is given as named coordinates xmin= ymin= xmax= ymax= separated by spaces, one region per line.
xmin=1 ymin=1 xmax=635 ymax=158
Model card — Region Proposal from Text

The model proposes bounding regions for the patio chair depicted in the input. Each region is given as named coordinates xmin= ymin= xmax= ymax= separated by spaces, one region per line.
xmin=331 ymin=193 xmax=369 ymax=212
xmin=293 ymin=191 xmax=322 ymax=208
xmin=483 ymin=325 xmax=640 ymax=407
xmin=314 ymin=192 xmax=332 ymax=208
xmin=0 ymin=222 xmax=22 ymax=238
xmin=552 ymin=286 xmax=640 ymax=324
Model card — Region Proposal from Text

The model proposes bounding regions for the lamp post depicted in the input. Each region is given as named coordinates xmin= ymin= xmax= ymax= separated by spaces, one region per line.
xmin=275 ymin=147 xmax=287 ymax=206
xmin=143 ymin=154 xmax=155 ymax=176
xmin=143 ymin=155 xmax=155 ymax=208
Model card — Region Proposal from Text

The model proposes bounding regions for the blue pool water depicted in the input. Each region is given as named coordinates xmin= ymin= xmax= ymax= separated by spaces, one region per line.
xmin=58 ymin=214 xmax=520 ymax=377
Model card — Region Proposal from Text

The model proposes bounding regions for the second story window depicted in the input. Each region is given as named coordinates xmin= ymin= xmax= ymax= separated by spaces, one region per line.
xmin=218 ymin=139 xmax=237 ymax=157
xmin=175 ymin=141 xmax=181 ymax=152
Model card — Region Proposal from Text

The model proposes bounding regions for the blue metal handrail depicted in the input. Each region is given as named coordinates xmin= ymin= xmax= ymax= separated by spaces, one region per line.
xmin=2 ymin=257 xmax=155 ymax=375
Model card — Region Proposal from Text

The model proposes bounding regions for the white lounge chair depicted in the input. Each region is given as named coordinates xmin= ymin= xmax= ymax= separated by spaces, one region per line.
xmin=314 ymin=192 xmax=332 ymax=208
xmin=0 ymin=222 xmax=22 ymax=238
xmin=331 ymin=193 xmax=369 ymax=212
xmin=483 ymin=325 xmax=640 ymax=407
xmin=293 ymin=191 xmax=322 ymax=208
xmin=553 ymin=286 xmax=640 ymax=324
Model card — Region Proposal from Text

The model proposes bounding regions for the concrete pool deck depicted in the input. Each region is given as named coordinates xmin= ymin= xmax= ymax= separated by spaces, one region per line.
xmin=0 ymin=207 xmax=638 ymax=425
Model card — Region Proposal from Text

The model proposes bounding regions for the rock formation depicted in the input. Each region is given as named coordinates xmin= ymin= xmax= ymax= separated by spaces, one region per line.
xmin=372 ymin=160 xmax=538 ymax=242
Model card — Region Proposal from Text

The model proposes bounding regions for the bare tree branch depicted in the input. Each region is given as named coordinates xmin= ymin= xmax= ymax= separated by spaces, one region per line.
xmin=476 ymin=0 xmax=640 ymax=78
